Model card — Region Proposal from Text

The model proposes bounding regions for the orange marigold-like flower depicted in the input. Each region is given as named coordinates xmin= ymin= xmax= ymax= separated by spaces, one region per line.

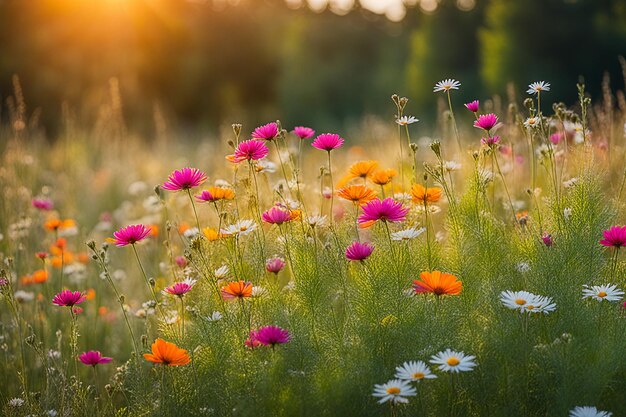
xmin=221 ymin=281 xmax=253 ymax=300
xmin=413 ymin=271 xmax=462 ymax=296
xmin=349 ymin=160 xmax=379 ymax=180
xmin=411 ymin=184 xmax=442 ymax=204
xmin=337 ymin=185 xmax=377 ymax=206
xmin=143 ymin=338 xmax=190 ymax=366
xmin=203 ymin=227 xmax=221 ymax=241
xmin=371 ymin=169 xmax=397 ymax=186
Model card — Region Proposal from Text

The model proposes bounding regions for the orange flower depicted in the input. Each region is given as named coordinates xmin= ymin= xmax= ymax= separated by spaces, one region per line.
xmin=337 ymin=185 xmax=377 ymax=206
xmin=349 ymin=160 xmax=379 ymax=180
xmin=210 ymin=186 xmax=235 ymax=200
xmin=411 ymin=184 xmax=442 ymax=204
xmin=289 ymin=209 xmax=302 ymax=221
xmin=149 ymin=224 xmax=159 ymax=237
xmin=202 ymin=227 xmax=221 ymax=241
xmin=44 ymin=219 xmax=76 ymax=232
xmin=32 ymin=269 xmax=48 ymax=284
xmin=413 ymin=271 xmax=462 ymax=296
xmin=143 ymin=338 xmax=190 ymax=366
xmin=371 ymin=169 xmax=397 ymax=186
xmin=178 ymin=222 xmax=190 ymax=234
xmin=77 ymin=252 xmax=90 ymax=264
xmin=86 ymin=288 xmax=96 ymax=300
xmin=98 ymin=306 xmax=109 ymax=316
xmin=221 ymin=281 xmax=253 ymax=300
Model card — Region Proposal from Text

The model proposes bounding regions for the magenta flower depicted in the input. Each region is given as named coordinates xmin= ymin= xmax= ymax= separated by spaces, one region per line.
xmin=195 ymin=190 xmax=217 ymax=202
xmin=52 ymin=290 xmax=86 ymax=307
xmin=293 ymin=126 xmax=315 ymax=139
xmin=79 ymin=351 xmax=113 ymax=367
xmin=345 ymin=241 xmax=374 ymax=261
xmin=252 ymin=122 xmax=278 ymax=140
xmin=312 ymin=133 xmax=344 ymax=152
xmin=32 ymin=198 xmax=53 ymax=211
xmin=481 ymin=135 xmax=500 ymax=147
xmin=175 ymin=256 xmax=188 ymax=268
xmin=358 ymin=198 xmax=409 ymax=225
xmin=255 ymin=325 xmax=290 ymax=347
xmin=112 ymin=224 xmax=152 ymax=247
xmin=473 ymin=113 xmax=499 ymax=132
xmin=541 ymin=233 xmax=553 ymax=247
xmin=262 ymin=206 xmax=292 ymax=225
xmin=0 ymin=277 xmax=8 ymax=286
xmin=162 ymin=168 xmax=207 ymax=191
xmin=232 ymin=139 xmax=269 ymax=163
xmin=600 ymin=226 xmax=626 ymax=248
xmin=162 ymin=278 xmax=196 ymax=297
xmin=550 ymin=132 xmax=564 ymax=145
xmin=266 ymin=257 xmax=286 ymax=274
xmin=464 ymin=100 xmax=479 ymax=113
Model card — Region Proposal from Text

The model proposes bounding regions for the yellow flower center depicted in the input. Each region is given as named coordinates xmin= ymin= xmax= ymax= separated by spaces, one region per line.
xmin=598 ymin=291 xmax=607 ymax=298
xmin=386 ymin=387 xmax=401 ymax=395
xmin=446 ymin=357 xmax=460 ymax=366
xmin=240 ymin=226 xmax=247 ymax=231
xmin=526 ymin=305 xmax=535 ymax=310
xmin=515 ymin=299 xmax=526 ymax=305
xmin=412 ymin=372 xmax=425 ymax=379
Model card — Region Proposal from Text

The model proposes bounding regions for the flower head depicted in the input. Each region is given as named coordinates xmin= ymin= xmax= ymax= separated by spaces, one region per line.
xmin=221 ymin=220 xmax=258 ymax=237
xmin=312 ymin=133 xmax=344 ymax=151
xmin=293 ymin=126 xmax=315 ymax=139
xmin=345 ymin=241 xmax=374 ymax=261
xmin=600 ymin=226 xmax=626 ymax=248
xmin=500 ymin=290 xmax=557 ymax=314
xmin=112 ymin=224 xmax=152 ymax=247
xmin=358 ymin=198 xmax=408 ymax=227
xmin=396 ymin=116 xmax=419 ymax=126
xmin=52 ymin=290 xmax=86 ymax=307
xmin=372 ymin=379 xmax=417 ymax=404
xmin=337 ymin=185 xmax=377 ymax=206
xmin=541 ymin=233 xmax=553 ymax=247
xmin=252 ymin=122 xmax=278 ymax=140
xmin=481 ymin=135 xmax=500 ymax=147
xmin=78 ymin=351 xmax=112 ymax=366
xmin=348 ymin=160 xmax=379 ymax=181
xmin=255 ymin=325 xmax=290 ymax=347
xmin=195 ymin=187 xmax=235 ymax=203
xmin=527 ymin=81 xmax=551 ymax=95
xmin=582 ymin=284 xmax=624 ymax=302
xmin=569 ymin=406 xmax=612 ymax=417
xmin=262 ymin=206 xmax=293 ymax=225
xmin=550 ymin=132 xmax=564 ymax=145
xmin=143 ymin=338 xmax=190 ymax=366
xmin=221 ymin=281 xmax=253 ymax=300
xmin=411 ymin=184 xmax=442 ymax=204
xmin=162 ymin=168 xmax=207 ymax=191
xmin=395 ymin=360 xmax=437 ymax=382
xmin=474 ymin=113 xmax=499 ymax=132
xmin=162 ymin=278 xmax=197 ymax=297
xmin=464 ymin=100 xmax=479 ymax=112
xmin=32 ymin=198 xmax=54 ymax=211
xmin=266 ymin=257 xmax=286 ymax=274
xmin=413 ymin=271 xmax=462 ymax=296
xmin=430 ymin=349 xmax=477 ymax=373
xmin=391 ymin=227 xmax=426 ymax=241
xmin=433 ymin=79 xmax=461 ymax=93
xmin=371 ymin=169 xmax=397 ymax=186
xmin=231 ymin=139 xmax=269 ymax=163
xmin=524 ymin=117 xmax=540 ymax=129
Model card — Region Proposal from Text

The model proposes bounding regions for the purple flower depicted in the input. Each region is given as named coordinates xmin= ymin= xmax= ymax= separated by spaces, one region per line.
xmin=473 ymin=113 xmax=499 ymax=132
xmin=266 ymin=257 xmax=286 ymax=274
xmin=293 ymin=126 xmax=315 ymax=139
xmin=464 ymin=100 xmax=479 ymax=113
xmin=79 ymin=351 xmax=113 ymax=366
xmin=162 ymin=278 xmax=196 ymax=297
xmin=232 ymin=139 xmax=269 ymax=163
xmin=162 ymin=168 xmax=207 ymax=191
xmin=112 ymin=224 xmax=152 ymax=247
xmin=541 ymin=233 xmax=553 ymax=247
xmin=481 ymin=135 xmax=500 ymax=147
xmin=252 ymin=122 xmax=279 ymax=140
xmin=255 ymin=325 xmax=290 ymax=347
xmin=600 ymin=226 xmax=626 ymax=248
xmin=345 ymin=241 xmax=374 ymax=261
xmin=262 ymin=206 xmax=292 ymax=225
xmin=312 ymin=133 xmax=344 ymax=152
xmin=32 ymin=198 xmax=53 ymax=211
xmin=358 ymin=198 xmax=409 ymax=226
xmin=52 ymin=290 xmax=86 ymax=307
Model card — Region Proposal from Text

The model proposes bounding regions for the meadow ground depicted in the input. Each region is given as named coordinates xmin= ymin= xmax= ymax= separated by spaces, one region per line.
xmin=1 ymin=77 xmax=626 ymax=416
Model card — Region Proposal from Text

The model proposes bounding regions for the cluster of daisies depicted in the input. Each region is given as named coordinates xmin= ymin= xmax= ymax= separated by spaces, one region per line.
xmin=373 ymin=349 xmax=476 ymax=405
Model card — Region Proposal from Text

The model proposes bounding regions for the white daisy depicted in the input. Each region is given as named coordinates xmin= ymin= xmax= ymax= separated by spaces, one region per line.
xmin=306 ymin=215 xmax=328 ymax=229
xmin=391 ymin=227 xmax=426 ymax=241
xmin=569 ymin=406 xmax=612 ymax=417
xmin=393 ymin=192 xmax=413 ymax=203
xmin=500 ymin=290 xmax=539 ymax=313
xmin=433 ymin=79 xmax=461 ymax=93
xmin=527 ymin=81 xmax=551 ymax=95
xmin=183 ymin=227 xmax=200 ymax=238
xmin=220 ymin=220 xmax=257 ymax=237
xmin=395 ymin=360 xmax=437 ymax=382
xmin=524 ymin=117 xmax=541 ymax=129
xmin=255 ymin=159 xmax=277 ymax=174
xmin=214 ymin=265 xmax=229 ymax=280
xmin=251 ymin=286 xmax=267 ymax=298
xmin=444 ymin=161 xmax=462 ymax=172
xmin=582 ymin=284 xmax=624 ymax=302
xmin=396 ymin=116 xmax=419 ymax=126
xmin=372 ymin=379 xmax=417 ymax=404
xmin=530 ymin=294 xmax=557 ymax=314
xmin=205 ymin=311 xmax=223 ymax=322
xmin=14 ymin=290 xmax=35 ymax=303
xmin=8 ymin=398 xmax=24 ymax=407
xmin=430 ymin=349 xmax=477 ymax=373
xmin=517 ymin=262 xmax=531 ymax=273
xmin=563 ymin=178 xmax=579 ymax=188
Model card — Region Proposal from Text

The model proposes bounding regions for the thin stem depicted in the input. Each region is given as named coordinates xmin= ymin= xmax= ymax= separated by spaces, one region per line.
xmin=327 ymin=151 xmax=335 ymax=225
xmin=447 ymin=91 xmax=462 ymax=154
xmin=186 ymin=189 xmax=202 ymax=232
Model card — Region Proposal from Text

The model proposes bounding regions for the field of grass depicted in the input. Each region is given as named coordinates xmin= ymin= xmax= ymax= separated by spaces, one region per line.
xmin=1 ymin=76 xmax=626 ymax=416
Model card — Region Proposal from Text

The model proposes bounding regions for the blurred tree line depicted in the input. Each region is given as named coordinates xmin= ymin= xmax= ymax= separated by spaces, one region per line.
xmin=0 ymin=0 xmax=624 ymax=137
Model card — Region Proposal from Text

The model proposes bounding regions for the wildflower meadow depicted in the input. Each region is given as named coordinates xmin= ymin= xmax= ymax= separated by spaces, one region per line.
xmin=2 ymin=73 xmax=626 ymax=417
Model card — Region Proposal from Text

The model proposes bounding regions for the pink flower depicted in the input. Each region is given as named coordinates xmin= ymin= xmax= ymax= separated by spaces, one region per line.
xmin=541 ymin=233 xmax=553 ymax=247
xmin=162 ymin=168 xmax=207 ymax=191
xmin=345 ymin=241 xmax=374 ymax=261
xmin=262 ymin=206 xmax=292 ymax=225
xmin=36 ymin=252 xmax=48 ymax=260
xmin=79 ymin=351 xmax=113 ymax=366
xmin=550 ymin=132 xmax=564 ymax=145
xmin=266 ymin=257 xmax=286 ymax=274
xmin=162 ymin=278 xmax=196 ymax=297
xmin=473 ymin=113 xmax=499 ymax=132
xmin=464 ymin=100 xmax=479 ymax=113
xmin=293 ymin=126 xmax=315 ymax=139
xmin=312 ymin=133 xmax=344 ymax=152
xmin=481 ymin=136 xmax=500 ymax=147
xmin=112 ymin=224 xmax=152 ymax=247
xmin=255 ymin=325 xmax=290 ymax=347
xmin=32 ymin=198 xmax=53 ymax=211
xmin=252 ymin=122 xmax=278 ymax=140
xmin=52 ymin=290 xmax=86 ymax=307
xmin=175 ymin=256 xmax=188 ymax=268
xmin=600 ymin=226 xmax=626 ymax=248
xmin=73 ymin=307 xmax=83 ymax=315
xmin=358 ymin=198 xmax=409 ymax=226
xmin=0 ymin=277 xmax=8 ymax=286
xmin=231 ymin=139 xmax=269 ymax=163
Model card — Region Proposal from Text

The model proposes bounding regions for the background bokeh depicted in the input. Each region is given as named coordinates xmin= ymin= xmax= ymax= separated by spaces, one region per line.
xmin=0 ymin=0 xmax=624 ymax=136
